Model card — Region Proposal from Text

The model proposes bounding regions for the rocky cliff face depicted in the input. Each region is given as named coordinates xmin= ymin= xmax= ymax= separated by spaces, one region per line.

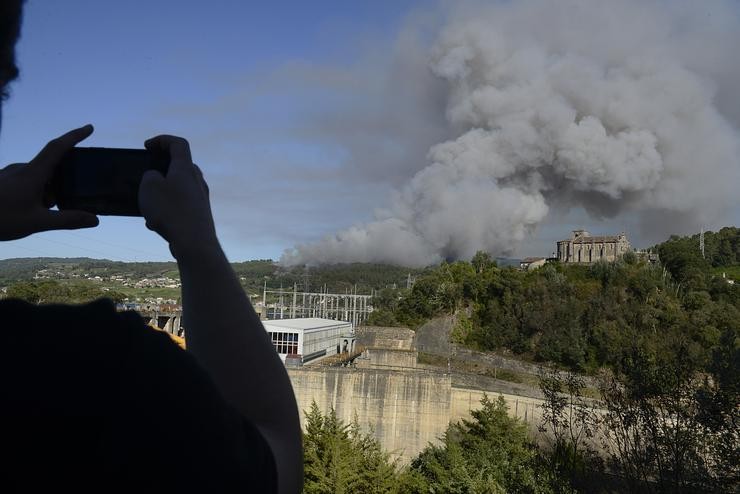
xmin=413 ymin=315 xmax=457 ymax=355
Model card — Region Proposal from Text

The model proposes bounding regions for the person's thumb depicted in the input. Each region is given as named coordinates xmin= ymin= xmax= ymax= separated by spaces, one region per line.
xmin=139 ymin=169 xmax=166 ymax=195
xmin=139 ymin=170 xmax=166 ymax=212
xmin=38 ymin=210 xmax=99 ymax=232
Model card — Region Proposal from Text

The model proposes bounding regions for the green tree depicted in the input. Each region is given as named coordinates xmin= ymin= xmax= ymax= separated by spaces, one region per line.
xmin=303 ymin=402 xmax=415 ymax=494
xmin=5 ymin=280 xmax=124 ymax=305
xmin=303 ymin=403 xmax=359 ymax=493
xmin=598 ymin=341 xmax=726 ymax=493
xmin=366 ymin=309 xmax=400 ymax=327
xmin=538 ymin=370 xmax=600 ymax=491
xmin=6 ymin=280 xmax=71 ymax=303
xmin=5 ymin=280 xmax=42 ymax=303
xmin=471 ymin=251 xmax=495 ymax=274
xmin=411 ymin=395 xmax=561 ymax=493
xmin=696 ymin=325 xmax=740 ymax=491
xmin=656 ymin=235 xmax=711 ymax=291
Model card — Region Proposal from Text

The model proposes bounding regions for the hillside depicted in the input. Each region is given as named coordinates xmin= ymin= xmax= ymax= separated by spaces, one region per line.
xmin=0 ymin=257 xmax=177 ymax=285
xmin=654 ymin=226 xmax=740 ymax=281
xmin=370 ymin=227 xmax=739 ymax=373
xmin=0 ymin=257 xmax=431 ymax=303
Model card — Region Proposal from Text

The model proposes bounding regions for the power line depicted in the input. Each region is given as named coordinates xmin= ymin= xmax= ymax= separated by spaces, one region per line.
xmin=35 ymin=236 xmax=123 ymax=259
xmin=65 ymin=232 xmax=164 ymax=259
xmin=0 ymin=242 xmax=58 ymax=258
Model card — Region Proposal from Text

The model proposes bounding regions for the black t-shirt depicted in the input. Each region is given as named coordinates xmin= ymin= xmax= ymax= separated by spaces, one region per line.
xmin=0 ymin=298 xmax=277 ymax=492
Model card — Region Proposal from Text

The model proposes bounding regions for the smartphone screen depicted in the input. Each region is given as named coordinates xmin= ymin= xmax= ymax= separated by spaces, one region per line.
xmin=50 ymin=147 xmax=169 ymax=216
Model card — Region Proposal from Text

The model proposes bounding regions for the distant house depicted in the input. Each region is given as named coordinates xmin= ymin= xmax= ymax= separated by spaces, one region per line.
xmin=556 ymin=230 xmax=631 ymax=264
xmin=520 ymin=257 xmax=547 ymax=271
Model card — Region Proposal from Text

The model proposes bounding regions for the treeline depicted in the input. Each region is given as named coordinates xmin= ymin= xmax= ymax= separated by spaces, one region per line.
xmin=370 ymin=228 xmax=739 ymax=375
xmin=0 ymin=257 xmax=178 ymax=284
xmin=655 ymin=226 xmax=739 ymax=283
xmin=255 ymin=262 xmax=428 ymax=295
xmin=0 ymin=257 xmax=90 ymax=284
xmin=2 ymin=279 xmax=126 ymax=304
xmin=0 ymin=257 xmax=426 ymax=296
xmin=656 ymin=226 xmax=739 ymax=271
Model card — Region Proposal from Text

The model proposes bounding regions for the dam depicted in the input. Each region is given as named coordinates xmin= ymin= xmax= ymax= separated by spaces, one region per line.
xmin=287 ymin=326 xmax=547 ymax=463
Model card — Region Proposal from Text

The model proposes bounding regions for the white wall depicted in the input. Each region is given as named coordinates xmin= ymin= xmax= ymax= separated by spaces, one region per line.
xmin=302 ymin=322 xmax=351 ymax=362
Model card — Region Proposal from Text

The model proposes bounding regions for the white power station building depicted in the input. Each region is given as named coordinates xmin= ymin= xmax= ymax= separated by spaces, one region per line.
xmin=262 ymin=318 xmax=355 ymax=365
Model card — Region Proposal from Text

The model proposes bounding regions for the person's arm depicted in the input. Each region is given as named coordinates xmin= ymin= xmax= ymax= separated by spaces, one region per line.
xmin=138 ymin=135 xmax=302 ymax=494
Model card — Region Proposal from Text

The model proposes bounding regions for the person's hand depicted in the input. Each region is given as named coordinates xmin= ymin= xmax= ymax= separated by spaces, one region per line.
xmin=0 ymin=125 xmax=99 ymax=241
xmin=139 ymin=135 xmax=217 ymax=260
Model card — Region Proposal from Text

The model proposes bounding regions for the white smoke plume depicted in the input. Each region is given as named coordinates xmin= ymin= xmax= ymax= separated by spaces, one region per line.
xmin=282 ymin=0 xmax=740 ymax=267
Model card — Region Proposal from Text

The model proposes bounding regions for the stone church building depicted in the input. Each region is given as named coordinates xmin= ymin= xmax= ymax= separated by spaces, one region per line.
xmin=556 ymin=230 xmax=631 ymax=264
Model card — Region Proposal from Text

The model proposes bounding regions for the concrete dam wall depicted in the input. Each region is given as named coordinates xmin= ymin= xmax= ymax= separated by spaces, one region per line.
xmin=288 ymin=368 xmax=451 ymax=461
xmin=288 ymin=367 xmax=546 ymax=463
xmin=289 ymin=325 xmax=548 ymax=462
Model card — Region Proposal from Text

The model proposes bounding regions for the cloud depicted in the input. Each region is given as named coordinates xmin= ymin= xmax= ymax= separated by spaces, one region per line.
xmin=282 ymin=0 xmax=740 ymax=266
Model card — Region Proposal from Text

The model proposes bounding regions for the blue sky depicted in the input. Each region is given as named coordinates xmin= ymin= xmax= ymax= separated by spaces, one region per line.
xmin=1 ymin=0 xmax=738 ymax=264
xmin=0 ymin=0 xmax=429 ymax=262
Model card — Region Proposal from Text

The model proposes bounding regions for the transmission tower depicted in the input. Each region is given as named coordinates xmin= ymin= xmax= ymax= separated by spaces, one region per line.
xmin=303 ymin=267 xmax=311 ymax=292
xmin=700 ymin=228 xmax=705 ymax=259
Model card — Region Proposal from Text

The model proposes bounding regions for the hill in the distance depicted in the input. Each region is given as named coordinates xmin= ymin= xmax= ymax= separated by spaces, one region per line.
xmin=0 ymin=257 xmax=433 ymax=295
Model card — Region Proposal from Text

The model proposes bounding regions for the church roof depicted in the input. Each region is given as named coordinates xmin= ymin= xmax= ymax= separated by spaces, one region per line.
xmin=572 ymin=235 xmax=620 ymax=244
xmin=558 ymin=235 xmax=624 ymax=244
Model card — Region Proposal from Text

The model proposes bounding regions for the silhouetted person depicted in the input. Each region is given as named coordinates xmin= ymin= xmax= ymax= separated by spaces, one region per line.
xmin=0 ymin=2 xmax=302 ymax=492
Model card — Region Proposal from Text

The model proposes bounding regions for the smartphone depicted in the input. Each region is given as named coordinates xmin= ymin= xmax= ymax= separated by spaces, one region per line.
xmin=48 ymin=147 xmax=170 ymax=216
